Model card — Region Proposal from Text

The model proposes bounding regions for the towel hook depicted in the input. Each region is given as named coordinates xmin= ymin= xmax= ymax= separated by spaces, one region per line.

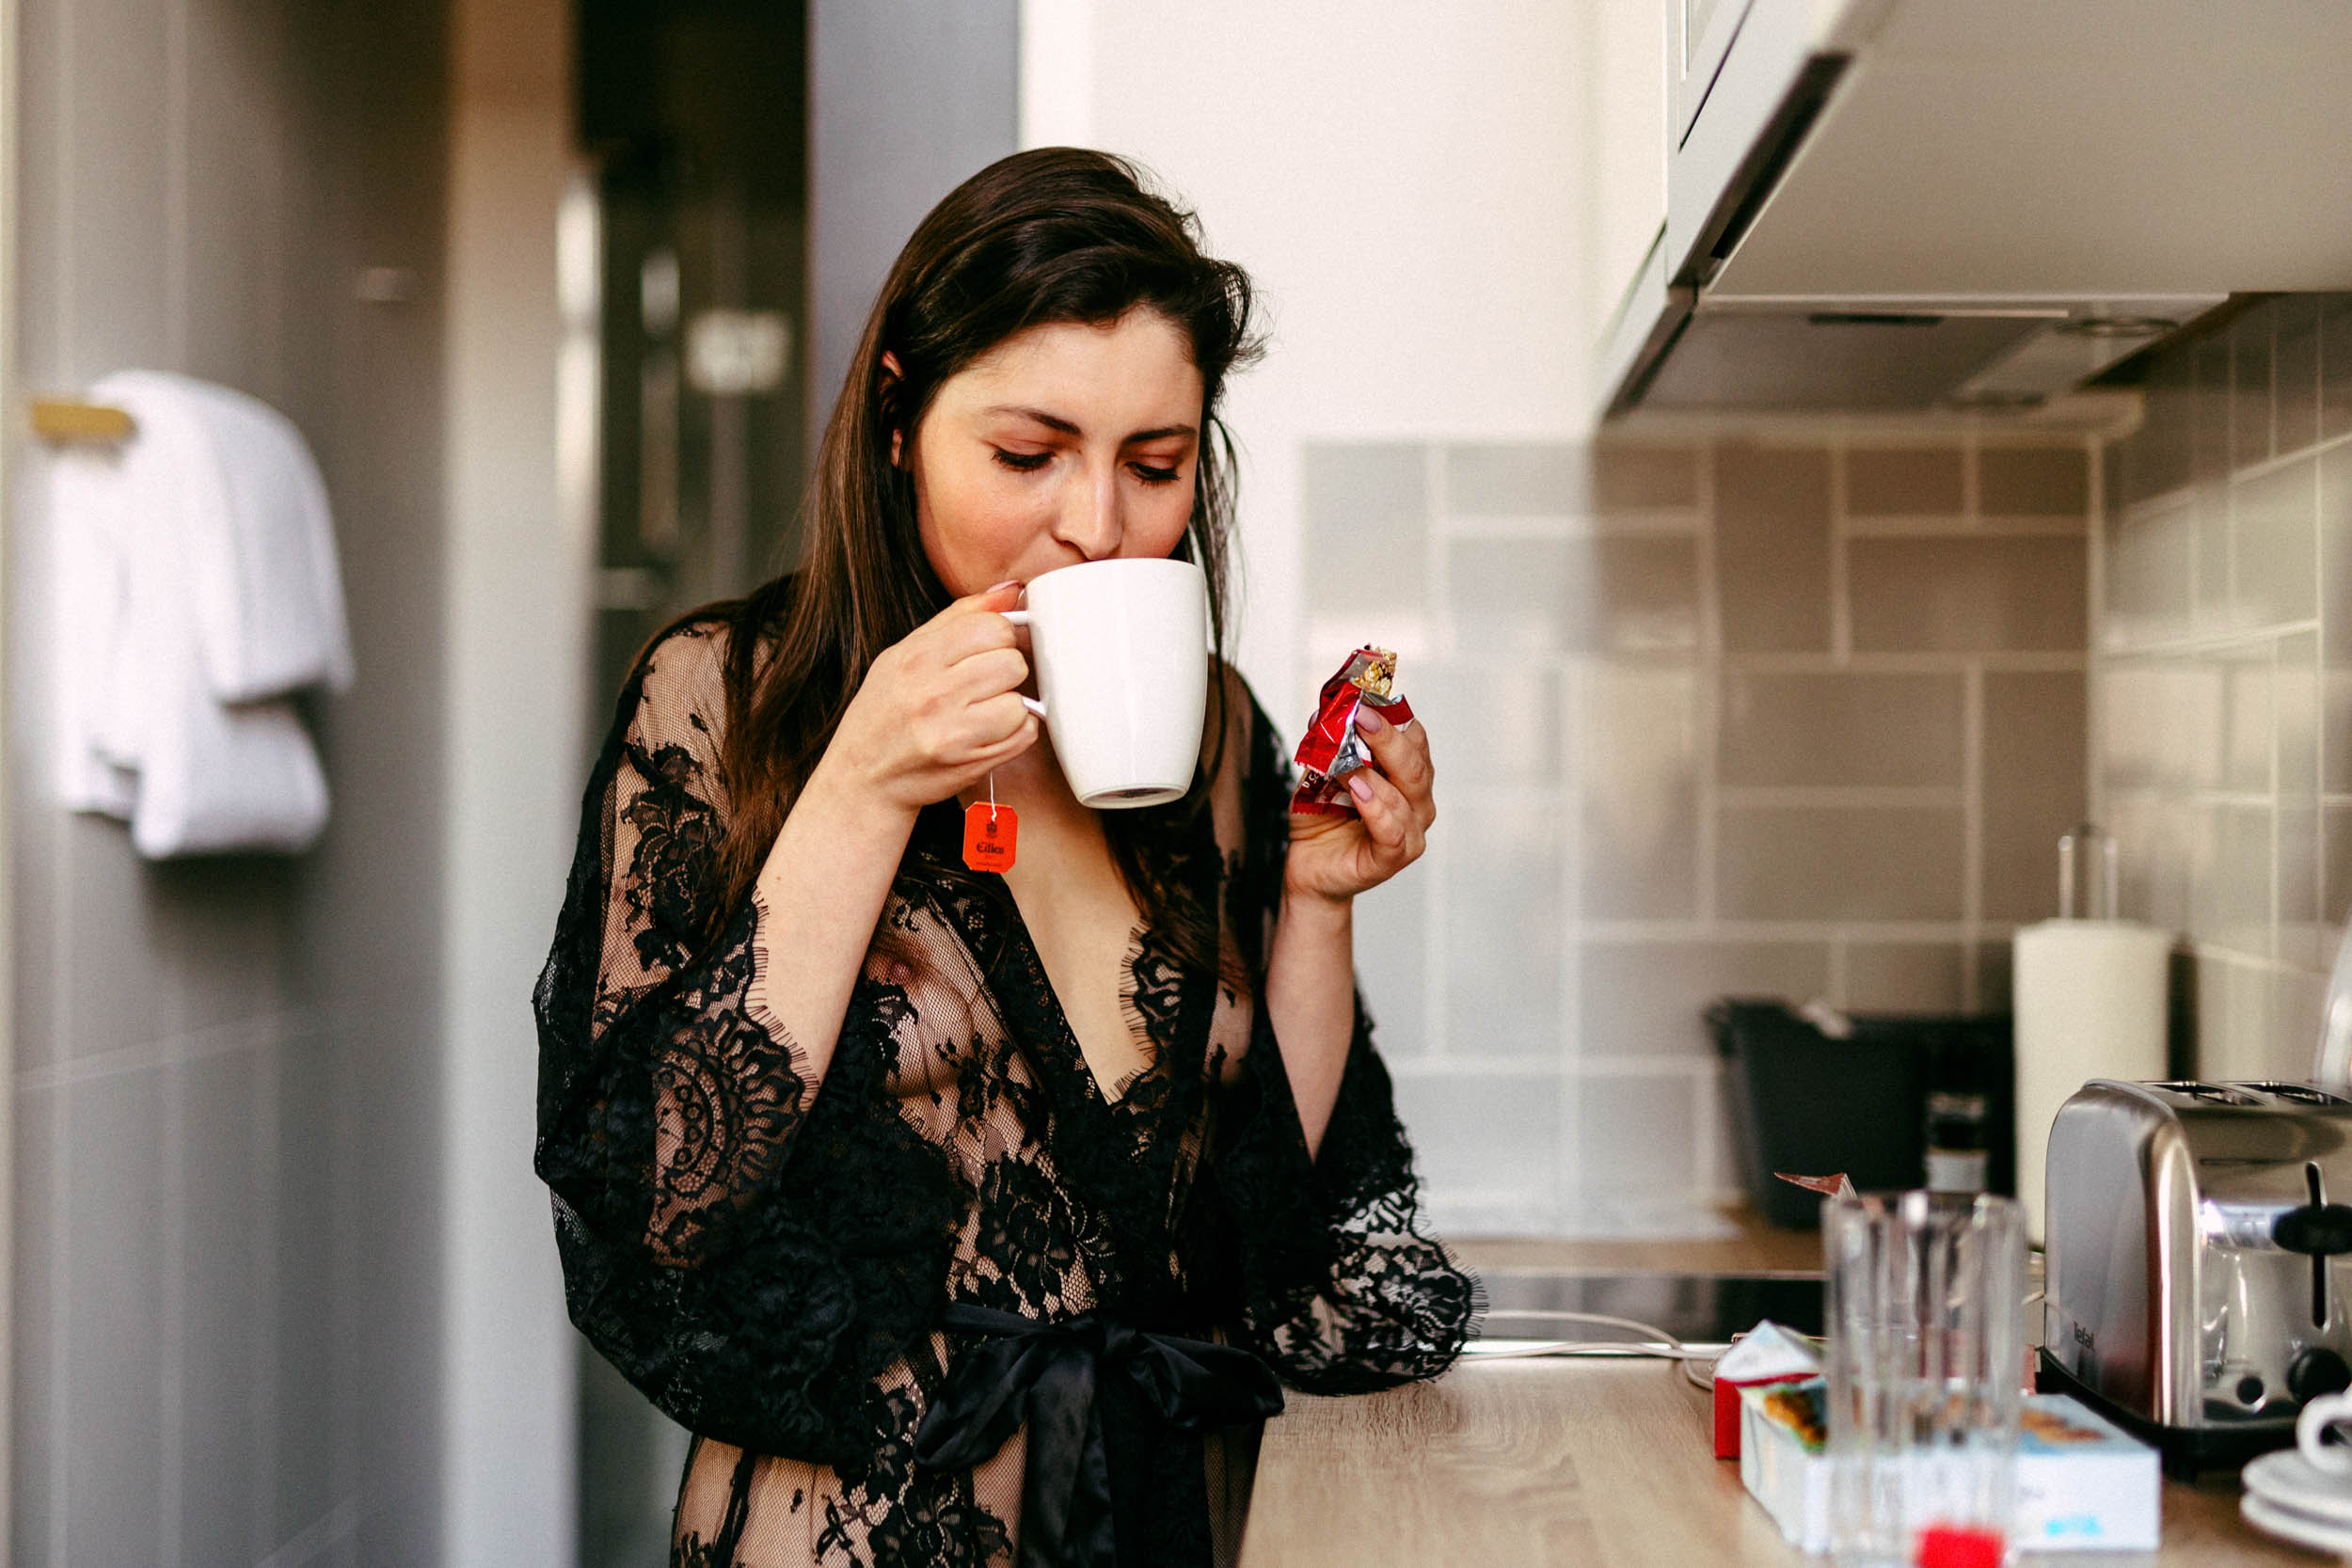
xmin=29 ymin=398 xmax=135 ymax=444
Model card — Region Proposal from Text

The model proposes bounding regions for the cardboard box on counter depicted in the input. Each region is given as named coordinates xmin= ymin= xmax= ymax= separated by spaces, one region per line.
xmin=1711 ymin=1321 xmax=1823 ymax=1459
xmin=1740 ymin=1380 xmax=1833 ymax=1548
xmin=1739 ymin=1381 xmax=2160 ymax=1553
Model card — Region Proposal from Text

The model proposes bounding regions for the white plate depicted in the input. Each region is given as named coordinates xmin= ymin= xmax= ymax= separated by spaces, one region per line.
xmin=2247 ymin=1449 xmax=2352 ymax=1526
xmin=2243 ymin=1491 xmax=2352 ymax=1557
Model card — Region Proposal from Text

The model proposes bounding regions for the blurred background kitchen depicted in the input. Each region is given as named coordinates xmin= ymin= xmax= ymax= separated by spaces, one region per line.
xmin=2 ymin=0 xmax=2345 ymax=1562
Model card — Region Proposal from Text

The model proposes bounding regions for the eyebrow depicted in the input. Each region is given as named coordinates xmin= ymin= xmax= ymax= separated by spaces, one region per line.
xmin=983 ymin=404 xmax=1198 ymax=443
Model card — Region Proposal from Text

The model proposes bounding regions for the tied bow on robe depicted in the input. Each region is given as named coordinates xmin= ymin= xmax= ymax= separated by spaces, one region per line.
xmin=913 ymin=1304 xmax=1286 ymax=1568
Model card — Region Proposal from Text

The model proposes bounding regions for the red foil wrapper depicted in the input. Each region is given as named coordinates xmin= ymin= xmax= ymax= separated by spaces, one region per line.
xmin=1291 ymin=646 xmax=1414 ymax=817
xmin=1772 ymin=1171 xmax=1857 ymax=1199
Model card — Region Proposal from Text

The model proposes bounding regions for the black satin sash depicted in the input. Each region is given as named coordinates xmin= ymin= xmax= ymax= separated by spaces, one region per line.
xmin=912 ymin=1303 xmax=1285 ymax=1568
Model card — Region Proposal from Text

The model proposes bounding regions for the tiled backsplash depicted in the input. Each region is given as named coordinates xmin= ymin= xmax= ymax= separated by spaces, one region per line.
xmin=1305 ymin=433 xmax=2093 ymax=1232
xmin=2098 ymin=294 xmax=2352 ymax=1083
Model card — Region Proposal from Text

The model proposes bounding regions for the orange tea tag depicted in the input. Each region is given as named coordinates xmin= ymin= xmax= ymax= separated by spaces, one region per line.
xmin=962 ymin=800 xmax=1018 ymax=872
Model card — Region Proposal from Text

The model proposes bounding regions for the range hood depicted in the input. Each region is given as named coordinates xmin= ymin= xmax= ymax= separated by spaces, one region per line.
xmin=1598 ymin=0 xmax=2352 ymax=420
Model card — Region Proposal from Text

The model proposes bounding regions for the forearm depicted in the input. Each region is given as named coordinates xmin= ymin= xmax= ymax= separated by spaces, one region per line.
xmin=745 ymin=755 xmax=921 ymax=1075
xmin=1263 ymin=887 xmax=1357 ymax=1161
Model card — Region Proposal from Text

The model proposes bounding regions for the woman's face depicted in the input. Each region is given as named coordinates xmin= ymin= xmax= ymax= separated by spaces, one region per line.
xmin=898 ymin=308 xmax=1205 ymax=595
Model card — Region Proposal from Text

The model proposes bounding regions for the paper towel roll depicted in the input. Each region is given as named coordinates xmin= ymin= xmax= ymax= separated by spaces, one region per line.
xmin=2013 ymin=919 xmax=2172 ymax=1242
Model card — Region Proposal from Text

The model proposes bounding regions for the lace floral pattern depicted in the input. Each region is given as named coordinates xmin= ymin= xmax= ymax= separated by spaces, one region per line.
xmin=533 ymin=617 xmax=1477 ymax=1567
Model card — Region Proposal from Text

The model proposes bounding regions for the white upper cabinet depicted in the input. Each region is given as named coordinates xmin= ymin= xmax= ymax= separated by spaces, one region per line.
xmin=1664 ymin=0 xmax=1883 ymax=293
xmin=1667 ymin=0 xmax=1762 ymax=165
xmin=1596 ymin=0 xmax=2352 ymax=421
xmin=1582 ymin=0 xmax=1675 ymax=420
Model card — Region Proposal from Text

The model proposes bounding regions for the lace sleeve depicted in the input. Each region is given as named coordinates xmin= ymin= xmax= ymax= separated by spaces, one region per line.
xmin=1209 ymin=693 xmax=1481 ymax=1394
xmin=532 ymin=621 xmax=964 ymax=1461
xmin=533 ymin=621 xmax=813 ymax=1268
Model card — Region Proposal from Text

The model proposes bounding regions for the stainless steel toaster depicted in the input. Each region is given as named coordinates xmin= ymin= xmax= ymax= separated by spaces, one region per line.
xmin=2041 ymin=920 xmax=2352 ymax=1477
xmin=2042 ymin=1076 xmax=2352 ymax=1477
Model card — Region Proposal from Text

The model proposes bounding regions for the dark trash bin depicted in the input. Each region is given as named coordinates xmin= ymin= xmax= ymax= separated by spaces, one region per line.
xmin=1707 ymin=999 xmax=2014 ymax=1229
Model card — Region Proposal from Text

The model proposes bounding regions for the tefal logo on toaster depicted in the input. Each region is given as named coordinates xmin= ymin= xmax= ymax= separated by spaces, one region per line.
xmin=2073 ymin=1322 xmax=2096 ymax=1354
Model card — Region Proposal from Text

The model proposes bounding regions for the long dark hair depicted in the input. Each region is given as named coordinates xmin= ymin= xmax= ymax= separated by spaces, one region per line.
xmin=692 ymin=148 xmax=1263 ymax=975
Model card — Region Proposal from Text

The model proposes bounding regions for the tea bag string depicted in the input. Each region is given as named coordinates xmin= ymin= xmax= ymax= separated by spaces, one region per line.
xmin=987 ymin=771 xmax=998 ymax=828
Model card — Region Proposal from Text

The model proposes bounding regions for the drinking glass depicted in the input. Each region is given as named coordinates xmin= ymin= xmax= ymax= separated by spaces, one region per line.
xmin=1824 ymin=1190 xmax=2026 ymax=1568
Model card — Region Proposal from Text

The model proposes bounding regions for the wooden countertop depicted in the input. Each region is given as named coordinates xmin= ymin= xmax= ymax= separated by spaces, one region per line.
xmin=1237 ymin=1225 xmax=2322 ymax=1567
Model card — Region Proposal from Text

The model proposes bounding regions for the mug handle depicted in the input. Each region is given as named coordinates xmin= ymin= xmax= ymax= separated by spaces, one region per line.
xmin=997 ymin=610 xmax=1048 ymax=719
xmin=2298 ymin=1391 xmax=2352 ymax=1475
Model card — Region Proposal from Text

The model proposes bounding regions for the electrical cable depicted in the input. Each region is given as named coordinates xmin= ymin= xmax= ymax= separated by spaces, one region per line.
xmin=1462 ymin=1309 xmax=1724 ymax=1384
xmin=1461 ymin=1309 xmax=1809 ymax=1390
xmin=1468 ymin=1294 xmax=2041 ymax=1390
xmin=1464 ymin=1282 xmax=2037 ymax=1392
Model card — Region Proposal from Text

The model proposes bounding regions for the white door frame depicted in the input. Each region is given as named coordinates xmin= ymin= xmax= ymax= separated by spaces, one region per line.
xmin=0 ymin=0 xmax=24 ymax=1554
xmin=440 ymin=0 xmax=584 ymax=1558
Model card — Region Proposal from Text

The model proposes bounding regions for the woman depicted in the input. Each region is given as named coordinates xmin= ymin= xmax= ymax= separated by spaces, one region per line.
xmin=534 ymin=148 xmax=1476 ymax=1568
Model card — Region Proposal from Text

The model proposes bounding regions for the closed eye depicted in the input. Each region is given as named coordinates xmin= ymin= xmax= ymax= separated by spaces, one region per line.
xmin=991 ymin=449 xmax=1051 ymax=472
xmin=1132 ymin=462 xmax=1183 ymax=484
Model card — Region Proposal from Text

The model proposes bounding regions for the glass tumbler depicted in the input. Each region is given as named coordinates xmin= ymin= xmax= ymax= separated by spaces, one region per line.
xmin=1824 ymin=1190 xmax=2026 ymax=1568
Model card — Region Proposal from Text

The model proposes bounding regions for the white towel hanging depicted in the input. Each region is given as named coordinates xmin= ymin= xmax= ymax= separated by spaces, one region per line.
xmin=99 ymin=370 xmax=355 ymax=701
xmin=46 ymin=371 xmax=349 ymax=856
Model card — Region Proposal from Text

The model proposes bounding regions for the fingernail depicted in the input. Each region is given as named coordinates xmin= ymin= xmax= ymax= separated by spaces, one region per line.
xmin=1346 ymin=772 xmax=1373 ymax=801
xmin=1355 ymin=706 xmax=1386 ymax=734
xmin=986 ymin=579 xmax=1021 ymax=593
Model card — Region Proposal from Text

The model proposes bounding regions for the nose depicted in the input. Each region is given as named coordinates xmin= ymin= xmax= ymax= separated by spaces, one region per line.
xmin=1051 ymin=455 xmax=1124 ymax=561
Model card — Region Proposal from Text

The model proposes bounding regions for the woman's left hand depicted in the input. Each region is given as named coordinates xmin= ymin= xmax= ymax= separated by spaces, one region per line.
xmin=1283 ymin=706 xmax=1436 ymax=904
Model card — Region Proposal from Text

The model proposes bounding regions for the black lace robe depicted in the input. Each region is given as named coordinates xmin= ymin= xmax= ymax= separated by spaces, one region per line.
xmin=533 ymin=619 xmax=1477 ymax=1567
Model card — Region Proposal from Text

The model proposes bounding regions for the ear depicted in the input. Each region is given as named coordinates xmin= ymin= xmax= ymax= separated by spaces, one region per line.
xmin=880 ymin=351 xmax=905 ymax=467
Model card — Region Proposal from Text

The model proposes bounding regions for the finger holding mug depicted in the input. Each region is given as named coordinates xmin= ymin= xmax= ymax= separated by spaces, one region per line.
xmin=823 ymin=582 xmax=1041 ymax=813
xmin=2297 ymin=1389 xmax=2352 ymax=1476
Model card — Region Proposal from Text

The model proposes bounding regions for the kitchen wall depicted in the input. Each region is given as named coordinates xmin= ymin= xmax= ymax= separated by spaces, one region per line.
xmin=1020 ymin=0 xmax=1588 ymax=714
xmin=2096 ymin=294 xmax=2352 ymax=1083
xmin=7 ymin=1 xmax=453 ymax=1562
xmin=1322 ymin=434 xmax=2093 ymax=1230
xmin=1028 ymin=0 xmax=2097 ymax=1234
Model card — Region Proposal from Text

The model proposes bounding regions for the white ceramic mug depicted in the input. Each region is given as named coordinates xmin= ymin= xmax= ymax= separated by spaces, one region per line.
xmin=1000 ymin=557 xmax=1208 ymax=809
xmin=2299 ymin=1390 xmax=2352 ymax=1476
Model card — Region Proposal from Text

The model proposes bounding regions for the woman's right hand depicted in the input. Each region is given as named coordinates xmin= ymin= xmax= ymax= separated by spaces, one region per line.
xmin=818 ymin=582 xmax=1041 ymax=815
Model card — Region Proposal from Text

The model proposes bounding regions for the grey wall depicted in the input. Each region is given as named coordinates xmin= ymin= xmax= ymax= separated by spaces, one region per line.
xmin=807 ymin=0 xmax=1017 ymax=455
xmin=8 ymin=1 xmax=452 ymax=1562
xmin=2096 ymin=295 xmax=2352 ymax=1082
xmin=1315 ymin=435 xmax=2094 ymax=1233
